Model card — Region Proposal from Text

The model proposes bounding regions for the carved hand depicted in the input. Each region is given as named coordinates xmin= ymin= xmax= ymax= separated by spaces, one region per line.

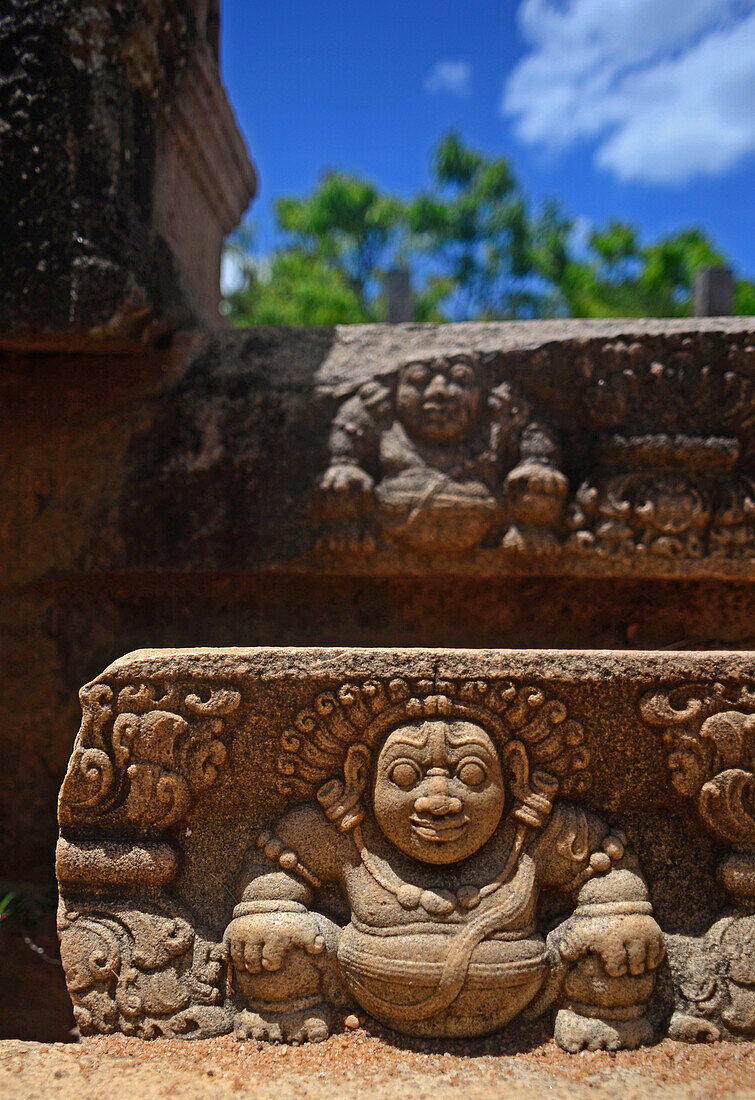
xmin=225 ymin=913 xmax=326 ymax=974
xmin=555 ymin=914 xmax=666 ymax=977
xmin=319 ymin=463 xmax=375 ymax=496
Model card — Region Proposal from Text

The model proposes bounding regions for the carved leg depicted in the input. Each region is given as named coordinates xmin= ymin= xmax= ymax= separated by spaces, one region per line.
xmin=229 ymin=913 xmax=344 ymax=1044
xmin=234 ymin=998 xmax=334 ymax=1044
xmin=554 ymin=953 xmax=656 ymax=1052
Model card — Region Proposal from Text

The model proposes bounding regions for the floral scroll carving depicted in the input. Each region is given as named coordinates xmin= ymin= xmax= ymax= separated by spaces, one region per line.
xmin=60 ymin=680 xmax=241 ymax=829
xmin=641 ymin=684 xmax=755 ymax=848
xmin=57 ymin=900 xmax=231 ymax=1038
xmin=57 ymin=671 xmax=243 ymax=1038
xmin=641 ymin=683 xmax=755 ymax=1041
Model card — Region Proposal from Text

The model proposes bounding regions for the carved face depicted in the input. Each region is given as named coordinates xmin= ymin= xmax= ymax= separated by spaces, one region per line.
xmin=372 ymin=720 xmax=505 ymax=864
xmin=396 ymin=357 xmax=481 ymax=445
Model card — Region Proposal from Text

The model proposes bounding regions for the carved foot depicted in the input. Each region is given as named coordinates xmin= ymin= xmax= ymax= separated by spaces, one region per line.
xmin=234 ymin=1001 xmax=332 ymax=1044
xmin=667 ymin=1012 xmax=720 ymax=1043
xmin=554 ymin=1008 xmax=653 ymax=1052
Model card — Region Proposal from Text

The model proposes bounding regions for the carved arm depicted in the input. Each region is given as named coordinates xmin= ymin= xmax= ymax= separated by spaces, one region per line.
xmin=533 ymin=803 xmax=665 ymax=1050
xmin=320 ymin=391 xmax=380 ymax=494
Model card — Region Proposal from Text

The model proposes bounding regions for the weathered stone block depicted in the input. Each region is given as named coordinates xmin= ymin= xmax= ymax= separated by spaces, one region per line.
xmin=57 ymin=647 xmax=754 ymax=1047
xmin=0 ymin=0 xmax=254 ymax=337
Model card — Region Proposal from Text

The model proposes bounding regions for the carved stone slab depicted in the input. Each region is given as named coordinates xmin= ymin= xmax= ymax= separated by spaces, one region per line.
xmin=108 ymin=320 xmax=753 ymax=580
xmin=57 ymin=648 xmax=754 ymax=1048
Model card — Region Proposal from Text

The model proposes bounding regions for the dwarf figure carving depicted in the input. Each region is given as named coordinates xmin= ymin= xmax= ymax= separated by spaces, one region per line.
xmin=224 ymin=682 xmax=665 ymax=1050
xmin=316 ymin=355 xmax=566 ymax=553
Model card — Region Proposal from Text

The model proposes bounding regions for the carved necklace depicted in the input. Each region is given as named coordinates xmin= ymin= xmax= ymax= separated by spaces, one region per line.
xmin=350 ymin=822 xmax=528 ymax=917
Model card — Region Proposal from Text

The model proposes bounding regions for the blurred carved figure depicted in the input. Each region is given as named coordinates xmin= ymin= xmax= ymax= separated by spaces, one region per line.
xmin=316 ymin=354 xmax=566 ymax=553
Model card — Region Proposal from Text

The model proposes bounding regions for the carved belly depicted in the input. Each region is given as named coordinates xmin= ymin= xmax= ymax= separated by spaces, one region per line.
xmin=338 ymin=923 xmax=547 ymax=1038
xmin=376 ymin=473 xmax=498 ymax=552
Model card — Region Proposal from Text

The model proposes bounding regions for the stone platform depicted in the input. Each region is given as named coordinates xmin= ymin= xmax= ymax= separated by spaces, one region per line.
xmin=1 ymin=1034 xmax=753 ymax=1100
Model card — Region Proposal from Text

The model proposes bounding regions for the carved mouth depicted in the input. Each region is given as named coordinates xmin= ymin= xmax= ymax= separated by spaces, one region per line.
xmin=422 ymin=403 xmax=457 ymax=421
xmin=410 ymin=814 xmax=469 ymax=842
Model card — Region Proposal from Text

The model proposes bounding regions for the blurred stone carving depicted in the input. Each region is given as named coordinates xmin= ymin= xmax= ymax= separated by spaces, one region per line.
xmin=569 ymin=435 xmax=754 ymax=560
xmin=501 ymin=425 xmax=569 ymax=553
xmin=314 ymin=343 xmax=753 ymax=566
xmin=315 ymin=355 xmax=566 ymax=553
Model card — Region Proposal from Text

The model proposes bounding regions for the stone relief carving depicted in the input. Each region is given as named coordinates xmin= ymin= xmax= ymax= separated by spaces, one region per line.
xmin=642 ymin=684 xmax=755 ymax=1041
xmin=57 ymin=899 xmax=230 ymax=1039
xmin=226 ymin=679 xmax=664 ymax=1050
xmin=569 ymin=436 xmax=754 ymax=561
xmin=57 ymin=673 xmax=242 ymax=1038
xmin=577 ymin=340 xmax=754 ymax=435
xmin=59 ymin=679 xmax=241 ymax=829
xmin=312 ymin=341 xmax=754 ymax=565
xmin=315 ymin=355 xmax=567 ymax=554
xmin=57 ymin=652 xmax=755 ymax=1050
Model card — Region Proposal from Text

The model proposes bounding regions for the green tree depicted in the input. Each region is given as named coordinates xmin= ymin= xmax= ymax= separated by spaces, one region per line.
xmin=275 ymin=172 xmax=403 ymax=314
xmin=225 ymin=247 xmax=367 ymax=326
xmin=406 ymin=133 xmax=536 ymax=320
xmin=537 ymin=219 xmax=740 ymax=318
xmin=735 ymin=279 xmax=755 ymax=315
xmin=224 ymin=134 xmax=755 ymax=325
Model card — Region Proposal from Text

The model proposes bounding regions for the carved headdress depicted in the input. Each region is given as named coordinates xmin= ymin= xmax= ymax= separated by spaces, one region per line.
xmin=277 ymin=677 xmax=590 ymax=830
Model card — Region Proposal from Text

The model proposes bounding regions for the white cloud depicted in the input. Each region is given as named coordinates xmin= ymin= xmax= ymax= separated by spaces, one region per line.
xmin=425 ymin=60 xmax=471 ymax=97
xmin=502 ymin=0 xmax=755 ymax=184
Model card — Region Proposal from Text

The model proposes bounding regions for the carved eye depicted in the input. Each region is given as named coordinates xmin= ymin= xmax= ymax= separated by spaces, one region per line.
xmin=456 ymin=759 xmax=487 ymax=787
xmin=450 ymin=363 xmax=474 ymax=386
xmin=403 ymin=365 xmax=430 ymax=387
xmin=389 ymin=761 xmax=421 ymax=790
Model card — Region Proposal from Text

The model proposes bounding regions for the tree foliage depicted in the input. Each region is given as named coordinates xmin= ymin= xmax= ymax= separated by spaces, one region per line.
xmin=537 ymin=219 xmax=728 ymax=318
xmin=275 ymin=173 xmax=402 ymax=313
xmin=224 ymin=247 xmax=366 ymax=326
xmin=224 ymin=134 xmax=754 ymax=325
xmin=406 ymin=132 xmax=536 ymax=319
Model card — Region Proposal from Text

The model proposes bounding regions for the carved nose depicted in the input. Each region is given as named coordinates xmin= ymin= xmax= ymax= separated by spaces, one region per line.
xmin=414 ymin=793 xmax=464 ymax=816
xmin=424 ymin=373 xmax=451 ymax=399
xmin=414 ymin=772 xmax=463 ymax=816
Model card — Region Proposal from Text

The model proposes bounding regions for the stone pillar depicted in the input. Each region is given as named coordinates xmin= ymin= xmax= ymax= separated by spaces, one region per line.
xmin=0 ymin=0 xmax=256 ymax=341
xmin=692 ymin=267 xmax=734 ymax=316
xmin=0 ymin=4 xmax=255 ymax=1037
xmin=385 ymin=266 xmax=413 ymax=323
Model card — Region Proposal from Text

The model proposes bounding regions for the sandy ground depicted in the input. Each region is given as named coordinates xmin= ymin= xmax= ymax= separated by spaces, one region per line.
xmin=1 ymin=1024 xmax=753 ymax=1100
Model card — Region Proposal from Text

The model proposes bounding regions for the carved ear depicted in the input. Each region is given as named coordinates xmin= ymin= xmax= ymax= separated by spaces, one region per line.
xmin=504 ymin=740 xmax=557 ymax=829
xmin=343 ymin=743 xmax=371 ymax=795
xmin=317 ymin=743 xmax=371 ymax=833
xmin=504 ymin=740 xmax=530 ymax=792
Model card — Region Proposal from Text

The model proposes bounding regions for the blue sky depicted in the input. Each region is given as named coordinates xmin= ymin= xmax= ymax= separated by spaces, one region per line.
xmin=221 ymin=0 xmax=755 ymax=280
